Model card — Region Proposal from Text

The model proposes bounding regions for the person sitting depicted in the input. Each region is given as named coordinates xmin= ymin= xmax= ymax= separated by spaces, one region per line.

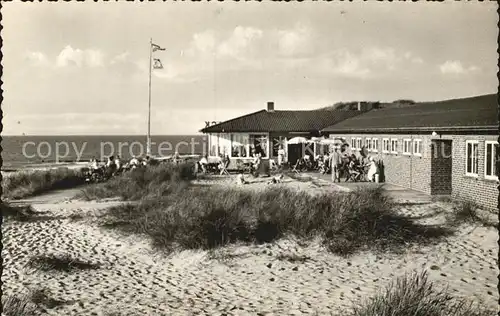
xmin=114 ymin=156 xmax=122 ymax=172
xmin=129 ymin=156 xmax=140 ymax=169
xmin=347 ymin=154 xmax=361 ymax=180
xmin=173 ymin=151 xmax=181 ymax=164
xmin=253 ymin=152 xmax=261 ymax=169
xmin=236 ymin=172 xmax=248 ymax=185
xmin=90 ymin=157 xmax=100 ymax=170
xmin=199 ymin=154 xmax=209 ymax=173
xmin=105 ymin=156 xmax=116 ymax=178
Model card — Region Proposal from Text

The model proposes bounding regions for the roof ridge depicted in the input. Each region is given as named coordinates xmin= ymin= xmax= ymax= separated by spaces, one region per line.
xmin=199 ymin=109 xmax=266 ymax=133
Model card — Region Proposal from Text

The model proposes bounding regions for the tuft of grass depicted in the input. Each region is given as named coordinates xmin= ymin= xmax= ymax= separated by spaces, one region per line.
xmin=26 ymin=254 xmax=100 ymax=273
xmin=349 ymin=270 xmax=496 ymax=316
xmin=30 ymin=288 xmax=69 ymax=310
xmin=102 ymin=185 xmax=453 ymax=256
xmin=3 ymin=167 xmax=86 ymax=200
xmin=1 ymin=294 xmax=39 ymax=316
xmin=450 ymin=200 xmax=481 ymax=223
xmin=447 ymin=200 xmax=497 ymax=228
xmin=78 ymin=162 xmax=195 ymax=201
xmin=276 ymin=253 xmax=311 ymax=263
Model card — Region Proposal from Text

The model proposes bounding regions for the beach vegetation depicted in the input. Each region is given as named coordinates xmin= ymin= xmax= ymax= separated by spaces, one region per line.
xmin=26 ymin=254 xmax=100 ymax=273
xmin=349 ymin=270 xmax=495 ymax=316
xmin=2 ymin=167 xmax=85 ymax=200
xmin=97 ymin=167 xmax=453 ymax=255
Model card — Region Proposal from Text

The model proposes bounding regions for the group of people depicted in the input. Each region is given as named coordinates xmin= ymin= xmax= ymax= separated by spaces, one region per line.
xmin=88 ymin=155 xmax=153 ymax=180
xmin=328 ymin=144 xmax=379 ymax=182
xmin=197 ymin=153 xmax=230 ymax=174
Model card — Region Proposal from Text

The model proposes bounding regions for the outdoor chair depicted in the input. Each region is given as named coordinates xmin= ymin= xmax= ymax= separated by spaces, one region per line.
xmin=345 ymin=165 xmax=363 ymax=182
xmin=219 ymin=160 xmax=231 ymax=175
xmin=291 ymin=159 xmax=303 ymax=174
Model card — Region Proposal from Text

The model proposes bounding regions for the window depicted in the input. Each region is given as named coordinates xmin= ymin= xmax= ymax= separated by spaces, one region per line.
xmin=403 ymin=139 xmax=411 ymax=155
xmin=366 ymin=138 xmax=372 ymax=151
xmin=209 ymin=133 xmax=219 ymax=157
xmin=231 ymin=134 xmax=249 ymax=158
xmin=351 ymin=138 xmax=356 ymax=150
xmin=485 ymin=141 xmax=498 ymax=180
xmin=372 ymin=138 xmax=379 ymax=152
xmin=382 ymin=138 xmax=390 ymax=153
xmin=272 ymin=136 xmax=286 ymax=157
xmin=249 ymin=134 xmax=269 ymax=158
xmin=413 ymin=139 xmax=422 ymax=156
xmin=465 ymin=140 xmax=479 ymax=176
xmin=390 ymin=139 xmax=398 ymax=154
xmin=356 ymin=138 xmax=362 ymax=150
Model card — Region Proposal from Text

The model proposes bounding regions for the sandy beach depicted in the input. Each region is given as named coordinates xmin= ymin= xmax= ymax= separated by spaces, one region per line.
xmin=2 ymin=175 xmax=498 ymax=315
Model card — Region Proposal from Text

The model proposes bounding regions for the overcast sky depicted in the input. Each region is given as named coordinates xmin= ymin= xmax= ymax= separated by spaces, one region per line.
xmin=2 ymin=2 xmax=498 ymax=135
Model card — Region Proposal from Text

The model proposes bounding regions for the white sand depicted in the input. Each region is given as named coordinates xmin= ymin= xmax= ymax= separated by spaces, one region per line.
xmin=2 ymin=175 xmax=498 ymax=315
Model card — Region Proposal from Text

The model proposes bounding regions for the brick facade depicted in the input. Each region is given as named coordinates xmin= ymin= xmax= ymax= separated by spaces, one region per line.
xmin=449 ymin=134 xmax=498 ymax=210
xmin=329 ymin=133 xmax=498 ymax=210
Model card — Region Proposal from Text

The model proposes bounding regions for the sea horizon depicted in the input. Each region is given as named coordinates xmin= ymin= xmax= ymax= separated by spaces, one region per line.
xmin=2 ymin=135 xmax=208 ymax=168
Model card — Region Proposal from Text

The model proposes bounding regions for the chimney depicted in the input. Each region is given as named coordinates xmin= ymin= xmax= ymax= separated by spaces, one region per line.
xmin=267 ymin=101 xmax=275 ymax=112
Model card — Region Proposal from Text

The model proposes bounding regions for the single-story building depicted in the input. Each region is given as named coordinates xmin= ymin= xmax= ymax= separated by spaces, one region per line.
xmin=200 ymin=102 xmax=366 ymax=169
xmin=322 ymin=94 xmax=498 ymax=210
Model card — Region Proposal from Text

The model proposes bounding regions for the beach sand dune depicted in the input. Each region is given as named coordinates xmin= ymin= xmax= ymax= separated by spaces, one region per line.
xmin=2 ymin=176 xmax=498 ymax=315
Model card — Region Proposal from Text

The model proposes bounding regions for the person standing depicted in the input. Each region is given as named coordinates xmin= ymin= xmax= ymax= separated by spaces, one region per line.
xmin=330 ymin=148 xmax=342 ymax=182
xmin=277 ymin=146 xmax=285 ymax=167
xmin=366 ymin=156 xmax=378 ymax=182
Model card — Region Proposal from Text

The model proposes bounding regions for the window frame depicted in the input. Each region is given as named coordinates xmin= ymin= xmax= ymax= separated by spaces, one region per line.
xmin=465 ymin=140 xmax=479 ymax=177
xmin=484 ymin=140 xmax=498 ymax=180
xmin=390 ymin=138 xmax=398 ymax=154
xmin=382 ymin=138 xmax=390 ymax=153
xmin=413 ymin=139 xmax=422 ymax=157
xmin=372 ymin=138 xmax=379 ymax=153
xmin=366 ymin=138 xmax=372 ymax=151
xmin=351 ymin=138 xmax=357 ymax=150
xmin=356 ymin=138 xmax=362 ymax=151
xmin=402 ymin=138 xmax=412 ymax=155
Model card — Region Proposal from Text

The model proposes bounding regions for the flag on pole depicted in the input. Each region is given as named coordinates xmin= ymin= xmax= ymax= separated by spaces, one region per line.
xmin=152 ymin=43 xmax=166 ymax=52
xmin=153 ymin=58 xmax=164 ymax=69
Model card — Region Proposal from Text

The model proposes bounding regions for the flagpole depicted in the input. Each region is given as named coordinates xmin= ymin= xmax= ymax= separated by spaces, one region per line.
xmin=147 ymin=38 xmax=152 ymax=156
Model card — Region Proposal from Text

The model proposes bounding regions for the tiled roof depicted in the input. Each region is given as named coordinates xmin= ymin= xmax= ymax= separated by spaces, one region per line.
xmin=200 ymin=110 xmax=365 ymax=133
xmin=322 ymin=94 xmax=497 ymax=133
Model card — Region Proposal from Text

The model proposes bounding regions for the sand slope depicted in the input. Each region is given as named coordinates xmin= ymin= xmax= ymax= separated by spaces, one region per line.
xmin=2 ymin=177 xmax=498 ymax=315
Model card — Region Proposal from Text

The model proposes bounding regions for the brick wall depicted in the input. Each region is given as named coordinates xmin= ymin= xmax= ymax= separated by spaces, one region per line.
xmin=449 ymin=134 xmax=498 ymax=210
xmin=329 ymin=133 xmax=433 ymax=194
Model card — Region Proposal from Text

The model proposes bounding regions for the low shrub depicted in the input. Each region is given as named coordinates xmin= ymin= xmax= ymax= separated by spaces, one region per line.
xmin=349 ymin=270 xmax=495 ymax=316
xmin=3 ymin=167 xmax=85 ymax=200
xmin=1 ymin=294 xmax=39 ymax=316
xmin=104 ymin=186 xmax=452 ymax=255
xmin=79 ymin=162 xmax=195 ymax=201
xmin=26 ymin=254 xmax=100 ymax=273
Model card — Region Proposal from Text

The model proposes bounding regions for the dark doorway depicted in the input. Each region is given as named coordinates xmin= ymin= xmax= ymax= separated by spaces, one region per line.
xmin=430 ymin=140 xmax=452 ymax=195
xmin=287 ymin=144 xmax=302 ymax=165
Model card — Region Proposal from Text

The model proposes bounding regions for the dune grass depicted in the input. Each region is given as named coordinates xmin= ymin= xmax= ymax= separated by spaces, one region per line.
xmin=1 ymin=294 xmax=39 ymax=316
xmin=26 ymin=254 xmax=100 ymax=273
xmin=78 ymin=162 xmax=196 ymax=201
xmin=349 ymin=270 xmax=495 ymax=316
xmin=2 ymin=167 xmax=86 ymax=200
xmin=101 ymin=178 xmax=453 ymax=255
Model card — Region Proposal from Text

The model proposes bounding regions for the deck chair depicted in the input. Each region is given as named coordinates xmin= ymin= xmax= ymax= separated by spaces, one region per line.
xmin=345 ymin=164 xmax=362 ymax=182
xmin=219 ymin=159 xmax=230 ymax=175
xmin=291 ymin=159 xmax=302 ymax=174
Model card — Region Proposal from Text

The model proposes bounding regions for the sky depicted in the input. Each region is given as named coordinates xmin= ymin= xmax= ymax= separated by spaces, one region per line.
xmin=2 ymin=2 xmax=498 ymax=135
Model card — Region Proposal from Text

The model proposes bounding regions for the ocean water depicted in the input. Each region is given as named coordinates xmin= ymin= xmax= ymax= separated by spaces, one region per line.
xmin=1 ymin=135 xmax=208 ymax=168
